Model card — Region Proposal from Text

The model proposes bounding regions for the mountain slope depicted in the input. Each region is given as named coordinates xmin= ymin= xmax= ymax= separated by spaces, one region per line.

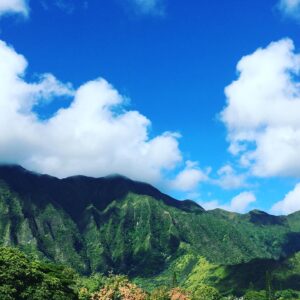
xmin=0 ymin=164 xmax=300 ymax=277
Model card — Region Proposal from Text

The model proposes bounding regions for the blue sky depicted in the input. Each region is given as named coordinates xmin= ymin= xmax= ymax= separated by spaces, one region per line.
xmin=1 ymin=0 xmax=300 ymax=214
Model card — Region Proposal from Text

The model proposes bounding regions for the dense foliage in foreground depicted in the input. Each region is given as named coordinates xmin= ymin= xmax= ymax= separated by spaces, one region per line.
xmin=1 ymin=247 xmax=300 ymax=300
xmin=0 ymin=247 xmax=77 ymax=299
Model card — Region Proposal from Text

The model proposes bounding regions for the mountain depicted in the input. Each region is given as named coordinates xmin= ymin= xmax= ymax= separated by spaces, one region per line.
xmin=1 ymin=164 xmax=300 ymax=281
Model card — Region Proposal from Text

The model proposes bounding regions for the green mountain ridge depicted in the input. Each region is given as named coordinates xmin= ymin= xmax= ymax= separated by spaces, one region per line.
xmin=1 ymin=164 xmax=300 ymax=284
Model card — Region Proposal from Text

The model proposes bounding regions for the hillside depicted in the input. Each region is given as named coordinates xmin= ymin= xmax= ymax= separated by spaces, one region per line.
xmin=1 ymin=164 xmax=300 ymax=281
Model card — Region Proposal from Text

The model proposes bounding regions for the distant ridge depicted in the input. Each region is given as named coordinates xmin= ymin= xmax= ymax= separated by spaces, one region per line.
xmin=0 ymin=164 xmax=204 ymax=220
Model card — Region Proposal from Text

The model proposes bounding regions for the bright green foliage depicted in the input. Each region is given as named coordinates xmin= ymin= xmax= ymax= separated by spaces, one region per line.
xmin=3 ymin=245 xmax=300 ymax=300
xmin=2 ymin=166 xmax=300 ymax=298
xmin=275 ymin=289 xmax=300 ymax=299
xmin=0 ymin=165 xmax=299 ymax=278
xmin=183 ymin=256 xmax=224 ymax=291
xmin=149 ymin=286 xmax=170 ymax=300
xmin=192 ymin=284 xmax=221 ymax=300
xmin=244 ymin=290 xmax=266 ymax=300
xmin=77 ymin=273 xmax=107 ymax=296
xmin=0 ymin=247 xmax=78 ymax=299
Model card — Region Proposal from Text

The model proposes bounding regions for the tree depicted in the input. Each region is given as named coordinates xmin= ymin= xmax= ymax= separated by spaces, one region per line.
xmin=265 ymin=271 xmax=275 ymax=300
xmin=77 ymin=273 xmax=107 ymax=299
xmin=150 ymin=287 xmax=170 ymax=300
xmin=244 ymin=290 xmax=266 ymax=300
xmin=275 ymin=289 xmax=299 ymax=300
xmin=0 ymin=247 xmax=78 ymax=300
xmin=91 ymin=274 xmax=147 ymax=300
xmin=172 ymin=272 xmax=178 ymax=288
xmin=192 ymin=284 xmax=221 ymax=300
xmin=169 ymin=288 xmax=190 ymax=300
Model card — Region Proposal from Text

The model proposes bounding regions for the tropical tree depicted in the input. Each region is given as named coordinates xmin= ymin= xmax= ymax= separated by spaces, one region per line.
xmin=0 ymin=247 xmax=78 ymax=300
xmin=91 ymin=274 xmax=147 ymax=300
xmin=192 ymin=284 xmax=221 ymax=300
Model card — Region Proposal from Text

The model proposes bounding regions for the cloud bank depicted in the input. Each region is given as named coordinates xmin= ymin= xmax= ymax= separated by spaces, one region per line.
xmin=0 ymin=39 xmax=187 ymax=184
xmin=0 ymin=0 xmax=28 ymax=17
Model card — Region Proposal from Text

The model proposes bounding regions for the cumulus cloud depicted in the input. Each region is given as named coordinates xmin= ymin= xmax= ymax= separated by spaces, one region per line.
xmin=129 ymin=0 xmax=165 ymax=15
xmin=214 ymin=164 xmax=247 ymax=189
xmin=201 ymin=191 xmax=256 ymax=213
xmin=228 ymin=192 xmax=256 ymax=213
xmin=0 ymin=39 xmax=185 ymax=184
xmin=170 ymin=161 xmax=209 ymax=192
xmin=221 ymin=38 xmax=300 ymax=178
xmin=0 ymin=0 xmax=28 ymax=17
xmin=271 ymin=183 xmax=300 ymax=215
xmin=278 ymin=0 xmax=300 ymax=20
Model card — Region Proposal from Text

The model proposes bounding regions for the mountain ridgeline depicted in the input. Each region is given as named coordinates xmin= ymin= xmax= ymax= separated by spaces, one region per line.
xmin=1 ymin=164 xmax=300 ymax=279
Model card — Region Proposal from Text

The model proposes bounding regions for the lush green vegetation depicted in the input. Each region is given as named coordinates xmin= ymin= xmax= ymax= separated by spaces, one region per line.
xmin=1 ymin=165 xmax=300 ymax=299
xmin=1 ymin=246 xmax=300 ymax=299
xmin=0 ymin=247 xmax=77 ymax=299
xmin=0 ymin=165 xmax=299 ymax=277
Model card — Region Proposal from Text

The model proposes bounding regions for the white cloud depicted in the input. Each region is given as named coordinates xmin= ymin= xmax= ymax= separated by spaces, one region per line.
xmin=214 ymin=164 xmax=247 ymax=189
xmin=129 ymin=0 xmax=165 ymax=15
xmin=200 ymin=200 xmax=220 ymax=211
xmin=228 ymin=191 xmax=256 ymax=213
xmin=0 ymin=39 xmax=185 ymax=184
xmin=170 ymin=161 xmax=209 ymax=192
xmin=271 ymin=183 xmax=300 ymax=215
xmin=201 ymin=191 xmax=256 ymax=213
xmin=0 ymin=0 xmax=29 ymax=17
xmin=278 ymin=0 xmax=300 ymax=20
xmin=221 ymin=38 xmax=300 ymax=178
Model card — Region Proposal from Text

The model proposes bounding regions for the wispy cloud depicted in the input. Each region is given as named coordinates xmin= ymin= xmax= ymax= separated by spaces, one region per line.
xmin=128 ymin=0 xmax=166 ymax=15
xmin=53 ymin=0 xmax=74 ymax=14
xmin=0 ymin=0 xmax=29 ymax=18
xmin=40 ymin=0 xmax=88 ymax=14
xmin=278 ymin=0 xmax=300 ymax=20
xmin=213 ymin=164 xmax=248 ymax=190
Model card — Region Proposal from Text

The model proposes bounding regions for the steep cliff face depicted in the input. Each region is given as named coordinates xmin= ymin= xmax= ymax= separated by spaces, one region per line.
xmin=0 ymin=165 xmax=299 ymax=276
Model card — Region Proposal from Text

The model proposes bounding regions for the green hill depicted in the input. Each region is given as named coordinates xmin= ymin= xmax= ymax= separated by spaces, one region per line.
xmin=1 ymin=164 xmax=300 ymax=297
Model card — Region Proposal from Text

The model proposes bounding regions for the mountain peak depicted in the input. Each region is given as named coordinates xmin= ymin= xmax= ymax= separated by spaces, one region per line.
xmin=0 ymin=164 xmax=204 ymax=219
xmin=247 ymin=209 xmax=285 ymax=226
